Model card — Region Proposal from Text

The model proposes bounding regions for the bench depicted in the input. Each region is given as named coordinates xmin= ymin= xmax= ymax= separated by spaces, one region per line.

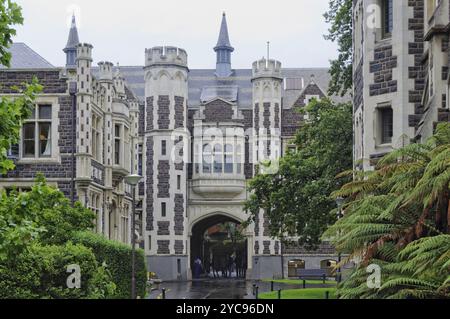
xmin=297 ymin=269 xmax=329 ymax=284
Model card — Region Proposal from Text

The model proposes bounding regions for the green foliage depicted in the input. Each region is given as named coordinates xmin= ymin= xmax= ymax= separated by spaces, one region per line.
xmin=325 ymin=123 xmax=450 ymax=299
xmin=324 ymin=0 xmax=353 ymax=97
xmin=72 ymin=231 xmax=147 ymax=299
xmin=0 ymin=77 xmax=43 ymax=174
xmin=245 ymin=99 xmax=353 ymax=249
xmin=0 ymin=1 xmax=42 ymax=174
xmin=0 ymin=243 xmax=116 ymax=299
xmin=259 ymin=288 xmax=337 ymax=300
xmin=0 ymin=174 xmax=95 ymax=261
xmin=0 ymin=0 xmax=23 ymax=67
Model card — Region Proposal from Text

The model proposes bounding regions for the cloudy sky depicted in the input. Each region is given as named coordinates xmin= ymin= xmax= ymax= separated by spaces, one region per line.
xmin=13 ymin=0 xmax=337 ymax=69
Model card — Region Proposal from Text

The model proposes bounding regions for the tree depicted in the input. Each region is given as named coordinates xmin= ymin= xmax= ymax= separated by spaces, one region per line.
xmin=0 ymin=0 xmax=23 ymax=67
xmin=324 ymin=123 xmax=450 ymax=299
xmin=324 ymin=0 xmax=353 ymax=97
xmin=245 ymin=99 xmax=353 ymax=249
xmin=0 ymin=174 xmax=95 ymax=261
xmin=0 ymin=0 xmax=42 ymax=174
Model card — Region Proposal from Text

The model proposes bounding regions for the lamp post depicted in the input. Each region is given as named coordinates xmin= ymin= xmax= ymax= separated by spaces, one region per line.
xmin=124 ymin=174 xmax=143 ymax=299
xmin=335 ymin=197 xmax=344 ymax=283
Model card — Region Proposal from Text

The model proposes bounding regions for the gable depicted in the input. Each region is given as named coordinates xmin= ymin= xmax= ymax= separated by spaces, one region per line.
xmin=203 ymin=98 xmax=234 ymax=122
xmin=292 ymin=82 xmax=326 ymax=108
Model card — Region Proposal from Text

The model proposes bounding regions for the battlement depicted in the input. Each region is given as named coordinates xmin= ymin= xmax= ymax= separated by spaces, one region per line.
xmin=252 ymin=58 xmax=282 ymax=79
xmin=98 ymin=61 xmax=114 ymax=81
xmin=76 ymin=43 xmax=93 ymax=61
xmin=145 ymin=46 xmax=188 ymax=68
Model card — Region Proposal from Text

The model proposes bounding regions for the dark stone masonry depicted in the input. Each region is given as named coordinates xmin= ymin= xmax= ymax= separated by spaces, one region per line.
xmin=157 ymin=95 xmax=170 ymax=130
xmin=157 ymin=160 xmax=170 ymax=198
xmin=369 ymin=45 xmax=398 ymax=96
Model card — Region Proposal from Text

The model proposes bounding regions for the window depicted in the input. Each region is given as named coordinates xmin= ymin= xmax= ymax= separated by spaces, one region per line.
xmin=138 ymin=144 xmax=143 ymax=175
xmin=114 ymin=124 xmax=121 ymax=165
xmin=161 ymin=140 xmax=167 ymax=156
xmin=235 ymin=143 xmax=242 ymax=175
xmin=177 ymin=175 xmax=181 ymax=190
xmin=92 ymin=115 xmax=101 ymax=161
xmin=203 ymin=144 xmax=212 ymax=174
xmin=380 ymin=108 xmax=393 ymax=144
xmin=224 ymin=144 xmax=233 ymax=174
xmin=382 ymin=0 xmax=393 ymax=38
xmin=213 ymin=144 xmax=223 ymax=173
xmin=161 ymin=202 xmax=166 ymax=217
xmin=22 ymin=105 xmax=52 ymax=158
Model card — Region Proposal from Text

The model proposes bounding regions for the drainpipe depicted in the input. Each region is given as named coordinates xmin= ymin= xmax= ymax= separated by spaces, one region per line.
xmin=69 ymin=81 xmax=77 ymax=207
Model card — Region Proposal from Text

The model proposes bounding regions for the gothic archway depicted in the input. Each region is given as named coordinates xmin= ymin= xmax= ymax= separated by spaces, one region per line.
xmin=190 ymin=213 xmax=248 ymax=279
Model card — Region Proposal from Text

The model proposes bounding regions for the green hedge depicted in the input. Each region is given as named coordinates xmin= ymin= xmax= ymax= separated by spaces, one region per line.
xmin=73 ymin=231 xmax=147 ymax=299
xmin=0 ymin=243 xmax=116 ymax=299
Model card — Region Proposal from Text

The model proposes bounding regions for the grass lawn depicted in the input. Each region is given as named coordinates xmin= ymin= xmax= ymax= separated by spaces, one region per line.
xmin=259 ymin=288 xmax=337 ymax=300
xmin=262 ymin=278 xmax=337 ymax=285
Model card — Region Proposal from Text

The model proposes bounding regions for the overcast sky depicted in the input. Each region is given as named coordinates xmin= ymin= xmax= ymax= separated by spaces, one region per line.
xmin=13 ymin=0 xmax=337 ymax=69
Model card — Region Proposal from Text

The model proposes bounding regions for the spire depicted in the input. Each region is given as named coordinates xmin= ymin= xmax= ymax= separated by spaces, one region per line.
xmin=215 ymin=12 xmax=233 ymax=50
xmin=214 ymin=12 xmax=234 ymax=78
xmin=65 ymin=15 xmax=80 ymax=50
xmin=63 ymin=14 xmax=80 ymax=68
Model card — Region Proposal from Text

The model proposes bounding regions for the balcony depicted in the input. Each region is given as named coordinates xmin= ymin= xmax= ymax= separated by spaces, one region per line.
xmin=192 ymin=175 xmax=246 ymax=198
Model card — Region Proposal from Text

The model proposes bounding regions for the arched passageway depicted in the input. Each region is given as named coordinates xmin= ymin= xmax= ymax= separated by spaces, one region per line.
xmin=191 ymin=214 xmax=248 ymax=279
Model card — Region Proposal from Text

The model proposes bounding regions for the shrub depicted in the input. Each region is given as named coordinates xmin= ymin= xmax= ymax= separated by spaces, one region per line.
xmin=0 ymin=243 xmax=116 ymax=299
xmin=73 ymin=231 xmax=147 ymax=299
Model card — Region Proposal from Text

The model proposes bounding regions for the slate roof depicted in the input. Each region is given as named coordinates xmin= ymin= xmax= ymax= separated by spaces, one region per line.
xmin=215 ymin=13 xmax=233 ymax=50
xmin=102 ymin=66 xmax=349 ymax=108
xmin=64 ymin=15 xmax=80 ymax=50
xmin=0 ymin=43 xmax=54 ymax=69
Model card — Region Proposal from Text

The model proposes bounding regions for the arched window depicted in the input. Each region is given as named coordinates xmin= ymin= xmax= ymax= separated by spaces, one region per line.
xmin=288 ymin=259 xmax=305 ymax=278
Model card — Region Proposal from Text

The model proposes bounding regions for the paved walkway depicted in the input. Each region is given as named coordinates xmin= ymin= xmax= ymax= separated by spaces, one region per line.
xmin=148 ymin=279 xmax=334 ymax=299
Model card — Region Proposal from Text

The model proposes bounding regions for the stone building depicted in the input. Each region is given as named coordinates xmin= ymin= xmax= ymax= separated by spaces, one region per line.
xmin=0 ymin=16 xmax=140 ymax=246
xmin=0 ymin=13 xmax=347 ymax=280
xmin=353 ymin=0 xmax=450 ymax=171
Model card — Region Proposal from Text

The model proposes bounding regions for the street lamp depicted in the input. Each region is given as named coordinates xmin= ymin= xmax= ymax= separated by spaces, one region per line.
xmin=335 ymin=197 xmax=344 ymax=283
xmin=124 ymin=173 xmax=143 ymax=299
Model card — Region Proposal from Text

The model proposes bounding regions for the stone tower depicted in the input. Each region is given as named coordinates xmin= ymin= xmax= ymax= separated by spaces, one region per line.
xmin=251 ymin=57 xmax=283 ymax=278
xmin=74 ymin=43 xmax=94 ymax=204
xmin=143 ymin=46 xmax=189 ymax=281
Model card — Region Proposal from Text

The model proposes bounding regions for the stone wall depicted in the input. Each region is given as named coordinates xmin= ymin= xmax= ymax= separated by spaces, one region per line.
xmin=369 ymin=45 xmax=398 ymax=96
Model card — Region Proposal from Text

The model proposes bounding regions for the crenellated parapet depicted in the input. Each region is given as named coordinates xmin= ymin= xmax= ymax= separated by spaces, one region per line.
xmin=252 ymin=58 xmax=282 ymax=81
xmin=145 ymin=46 xmax=188 ymax=69
xmin=97 ymin=61 xmax=114 ymax=82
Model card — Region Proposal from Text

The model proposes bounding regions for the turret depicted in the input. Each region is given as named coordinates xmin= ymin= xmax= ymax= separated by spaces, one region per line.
xmin=214 ymin=13 xmax=234 ymax=77
xmin=63 ymin=15 xmax=80 ymax=70
xmin=97 ymin=61 xmax=114 ymax=82
xmin=143 ymin=45 xmax=189 ymax=280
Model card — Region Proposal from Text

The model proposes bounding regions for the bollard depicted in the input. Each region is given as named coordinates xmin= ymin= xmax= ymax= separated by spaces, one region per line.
xmin=255 ymin=286 xmax=259 ymax=300
xmin=325 ymin=291 xmax=330 ymax=300
xmin=271 ymin=281 xmax=274 ymax=292
xmin=303 ymin=279 xmax=306 ymax=289
xmin=278 ymin=290 xmax=282 ymax=300
xmin=162 ymin=288 xmax=166 ymax=300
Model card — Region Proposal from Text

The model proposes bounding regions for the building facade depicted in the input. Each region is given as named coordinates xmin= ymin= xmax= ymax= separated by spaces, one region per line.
xmin=353 ymin=0 xmax=450 ymax=171
xmin=0 ymin=14 xmax=347 ymax=280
